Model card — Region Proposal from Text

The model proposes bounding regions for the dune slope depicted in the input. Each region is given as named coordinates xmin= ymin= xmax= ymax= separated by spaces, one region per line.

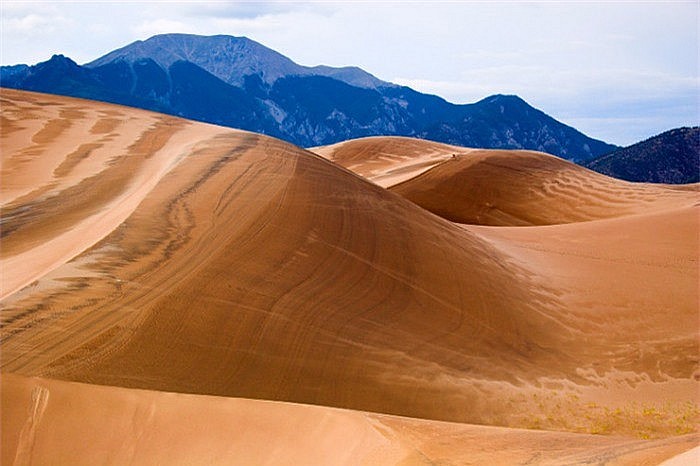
xmin=1 ymin=88 xmax=226 ymax=298
xmin=312 ymin=136 xmax=473 ymax=187
xmin=316 ymin=136 xmax=700 ymax=436
xmin=2 ymin=89 xmax=562 ymax=424
xmin=1 ymin=90 xmax=698 ymax=447
xmin=315 ymin=137 xmax=697 ymax=226
xmin=4 ymin=373 xmax=698 ymax=466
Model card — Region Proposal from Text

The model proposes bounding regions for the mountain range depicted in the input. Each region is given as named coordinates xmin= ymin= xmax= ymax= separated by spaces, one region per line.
xmin=584 ymin=127 xmax=699 ymax=184
xmin=0 ymin=33 xmax=616 ymax=162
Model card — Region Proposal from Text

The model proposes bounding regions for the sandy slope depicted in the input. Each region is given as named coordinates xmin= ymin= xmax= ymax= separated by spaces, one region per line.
xmin=1 ymin=89 xmax=227 ymax=298
xmin=3 ymin=374 xmax=697 ymax=466
xmin=314 ymin=137 xmax=697 ymax=226
xmin=2 ymin=89 xmax=699 ymax=462
xmin=315 ymin=136 xmax=699 ymax=435
xmin=312 ymin=136 xmax=473 ymax=187
xmin=2 ymin=90 xmax=563 ymax=425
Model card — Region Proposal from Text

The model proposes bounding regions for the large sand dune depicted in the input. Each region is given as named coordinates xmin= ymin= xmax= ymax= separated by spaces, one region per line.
xmin=2 ymin=89 xmax=698 ymax=463
xmin=315 ymin=137 xmax=697 ymax=225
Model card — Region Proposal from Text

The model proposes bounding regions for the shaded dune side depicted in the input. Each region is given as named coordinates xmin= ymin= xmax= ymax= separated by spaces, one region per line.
xmin=3 ymin=374 xmax=697 ymax=466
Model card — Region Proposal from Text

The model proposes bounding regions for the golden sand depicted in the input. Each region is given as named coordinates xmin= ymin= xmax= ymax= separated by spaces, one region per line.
xmin=2 ymin=89 xmax=698 ymax=464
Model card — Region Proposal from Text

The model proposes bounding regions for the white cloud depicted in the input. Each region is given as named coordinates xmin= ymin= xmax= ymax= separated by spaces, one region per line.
xmin=134 ymin=18 xmax=197 ymax=38
xmin=3 ymin=3 xmax=72 ymax=37
xmin=6 ymin=14 xmax=54 ymax=32
xmin=183 ymin=1 xmax=306 ymax=19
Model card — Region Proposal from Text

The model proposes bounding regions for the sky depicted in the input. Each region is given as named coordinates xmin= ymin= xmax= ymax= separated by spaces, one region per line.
xmin=1 ymin=0 xmax=698 ymax=146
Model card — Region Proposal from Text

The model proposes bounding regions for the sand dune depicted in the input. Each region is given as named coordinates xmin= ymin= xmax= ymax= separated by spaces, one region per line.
xmin=315 ymin=137 xmax=697 ymax=226
xmin=1 ymin=90 xmax=227 ymax=298
xmin=2 ymin=89 xmax=698 ymax=462
xmin=315 ymin=136 xmax=699 ymax=435
xmin=312 ymin=136 xmax=473 ymax=187
xmin=4 ymin=374 xmax=697 ymax=466
xmin=3 ymin=91 xmax=563 ymax=425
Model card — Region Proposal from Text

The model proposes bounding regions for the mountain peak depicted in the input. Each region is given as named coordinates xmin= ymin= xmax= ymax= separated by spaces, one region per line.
xmin=86 ymin=33 xmax=391 ymax=90
xmin=480 ymin=94 xmax=528 ymax=106
xmin=47 ymin=54 xmax=76 ymax=64
xmin=34 ymin=54 xmax=82 ymax=74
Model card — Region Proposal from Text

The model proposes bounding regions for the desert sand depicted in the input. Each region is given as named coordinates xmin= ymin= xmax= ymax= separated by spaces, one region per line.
xmin=316 ymin=137 xmax=697 ymax=225
xmin=2 ymin=88 xmax=698 ymax=464
xmin=4 ymin=373 xmax=698 ymax=465
xmin=312 ymin=136 xmax=474 ymax=187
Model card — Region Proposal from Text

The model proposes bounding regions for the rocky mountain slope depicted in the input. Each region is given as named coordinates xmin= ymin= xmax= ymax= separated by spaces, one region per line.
xmin=585 ymin=127 xmax=699 ymax=184
xmin=0 ymin=33 xmax=616 ymax=161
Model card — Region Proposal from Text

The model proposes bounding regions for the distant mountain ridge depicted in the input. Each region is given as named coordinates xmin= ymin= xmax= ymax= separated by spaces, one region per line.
xmin=1 ymin=33 xmax=616 ymax=160
xmin=86 ymin=34 xmax=392 ymax=90
xmin=584 ymin=127 xmax=699 ymax=184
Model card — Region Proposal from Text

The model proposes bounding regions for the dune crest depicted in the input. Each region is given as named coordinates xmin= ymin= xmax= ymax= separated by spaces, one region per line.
xmin=312 ymin=136 xmax=473 ymax=187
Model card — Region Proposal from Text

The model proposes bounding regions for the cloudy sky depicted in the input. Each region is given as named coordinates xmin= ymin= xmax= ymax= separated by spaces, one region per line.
xmin=1 ymin=0 xmax=698 ymax=146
